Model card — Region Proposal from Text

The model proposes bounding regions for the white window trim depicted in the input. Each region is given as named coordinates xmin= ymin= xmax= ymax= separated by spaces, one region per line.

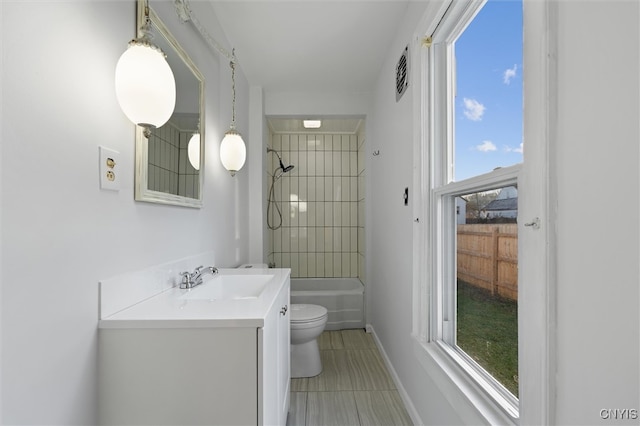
xmin=411 ymin=1 xmax=557 ymax=425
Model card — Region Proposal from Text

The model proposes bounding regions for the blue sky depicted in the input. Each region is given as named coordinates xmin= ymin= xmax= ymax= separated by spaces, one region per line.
xmin=454 ymin=0 xmax=523 ymax=181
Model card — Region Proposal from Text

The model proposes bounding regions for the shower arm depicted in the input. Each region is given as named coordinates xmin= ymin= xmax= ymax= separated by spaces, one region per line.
xmin=267 ymin=147 xmax=293 ymax=173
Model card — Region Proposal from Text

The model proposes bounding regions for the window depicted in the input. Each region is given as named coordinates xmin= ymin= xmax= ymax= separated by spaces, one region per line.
xmin=426 ymin=0 xmax=523 ymax=419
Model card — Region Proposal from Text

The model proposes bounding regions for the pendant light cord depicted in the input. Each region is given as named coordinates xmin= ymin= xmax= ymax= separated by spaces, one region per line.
xmin=230 ymin=49 xmax=237 ymax=128
xmin=174 ymin=0 xmax=237 ymax=64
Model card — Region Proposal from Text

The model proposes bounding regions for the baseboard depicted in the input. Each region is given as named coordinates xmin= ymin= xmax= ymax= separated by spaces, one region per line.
xmin=365 ymin=323 xmax=424 ymax=426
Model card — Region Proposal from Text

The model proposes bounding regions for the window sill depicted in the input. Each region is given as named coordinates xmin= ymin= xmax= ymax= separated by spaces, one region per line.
xmin=412 ymin=335 xmax=518 ymax=425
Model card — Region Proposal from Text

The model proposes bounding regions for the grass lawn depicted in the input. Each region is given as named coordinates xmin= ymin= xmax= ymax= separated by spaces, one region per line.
xmin=456 ymin=280 xmax=519 ymax=397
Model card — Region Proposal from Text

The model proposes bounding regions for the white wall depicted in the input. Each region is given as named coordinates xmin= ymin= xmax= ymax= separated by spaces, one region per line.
xmin=0 ymin=1 xmax=250 ymax=424
xmin=366 ymin=1 xmax=465 ymax=424
xmin=553 ymin=2 xmax=639 ymax=424
xmin=367 ymin=1 xmax=639 ymax=425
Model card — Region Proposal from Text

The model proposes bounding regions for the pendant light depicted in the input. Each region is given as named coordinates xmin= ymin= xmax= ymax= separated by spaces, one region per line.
xmin=115 ymin=3 xmax=176 ymax=138
xmin=219 ymin=51 xmax=246 ymax=176
xmin=188 ymin=132 xmax=200 ymax=170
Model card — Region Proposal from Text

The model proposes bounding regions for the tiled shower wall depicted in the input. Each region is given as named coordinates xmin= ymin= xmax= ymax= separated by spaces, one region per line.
xmin=267 ymin=133 xmax=364 ymax=279
xmin=148 ymin=122 xmax=199 ymax=198
xmin=357 ymin=126 xmax=366 ymax=283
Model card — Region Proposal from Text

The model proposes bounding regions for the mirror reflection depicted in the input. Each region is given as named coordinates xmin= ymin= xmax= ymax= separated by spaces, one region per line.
xmin=135 ymin=3 xmax=205 ymax=208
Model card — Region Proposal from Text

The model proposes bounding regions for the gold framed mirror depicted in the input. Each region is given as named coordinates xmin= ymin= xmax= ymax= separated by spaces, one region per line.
xmin=134 ymin=1 xmax=205 ymax=208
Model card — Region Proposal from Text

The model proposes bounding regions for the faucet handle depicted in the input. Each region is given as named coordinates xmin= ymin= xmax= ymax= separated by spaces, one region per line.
xmin=180 ymin=271 xmax=193 ymax=289
xmin=194 ymin=265 xmax=204 ymax=273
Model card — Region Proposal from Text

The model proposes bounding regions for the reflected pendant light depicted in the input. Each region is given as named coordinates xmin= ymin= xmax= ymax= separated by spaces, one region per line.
xmin=188 ymin=132 xmax=200 ymax=170
xmin=220 ymin=52 xmax=246 ymax=176
xmin=115 ymin=4 xmax=176 ymax=138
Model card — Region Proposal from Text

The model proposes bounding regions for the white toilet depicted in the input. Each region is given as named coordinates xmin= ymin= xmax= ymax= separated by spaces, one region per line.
xmin=290 ymin=304 xmax=328 ymax=378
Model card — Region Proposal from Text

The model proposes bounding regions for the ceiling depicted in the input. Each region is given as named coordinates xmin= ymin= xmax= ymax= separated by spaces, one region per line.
xmin=207 ymin=1 xmax=412 ymax=134
xmin=208 ymin=1 xmax=412 ymax=94
xmin=267 ymin=117 xmax=364 ymax=134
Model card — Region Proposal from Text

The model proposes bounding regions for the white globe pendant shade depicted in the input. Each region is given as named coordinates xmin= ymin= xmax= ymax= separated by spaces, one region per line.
xmin=220 ymin=128 xmax=246 ymax=176
xmin=115 ymin=43 xmax=176 ymax=130
xmin=188 ymin=133 xmax=200 ymax=170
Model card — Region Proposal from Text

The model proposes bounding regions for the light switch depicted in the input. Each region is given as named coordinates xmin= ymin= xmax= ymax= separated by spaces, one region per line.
xmin=99 ymin=146 xmax=120 ymax=191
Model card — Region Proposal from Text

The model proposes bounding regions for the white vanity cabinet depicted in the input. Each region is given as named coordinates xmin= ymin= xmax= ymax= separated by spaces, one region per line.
xmin=258 ymin=279 xmax=291 ymax=425
xmin=98 ymin=273 xmax=290 ymax=426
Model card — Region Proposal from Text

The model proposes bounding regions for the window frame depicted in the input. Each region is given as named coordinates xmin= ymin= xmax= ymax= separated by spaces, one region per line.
xmin=413 ymin=0 xmax=557 ymax=424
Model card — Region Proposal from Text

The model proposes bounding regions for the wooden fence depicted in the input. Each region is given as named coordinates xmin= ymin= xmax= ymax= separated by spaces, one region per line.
xmin=457 ymin=224 xmax=518 ymax=301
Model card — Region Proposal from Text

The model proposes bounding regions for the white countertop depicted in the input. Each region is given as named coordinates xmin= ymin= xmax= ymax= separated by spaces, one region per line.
xmin=99 ymin=268 xmax=290 ymax=329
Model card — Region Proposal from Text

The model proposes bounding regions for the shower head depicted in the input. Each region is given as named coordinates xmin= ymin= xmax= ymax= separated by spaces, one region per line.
xmin=267 ymin=147 xmax=295 ymax=173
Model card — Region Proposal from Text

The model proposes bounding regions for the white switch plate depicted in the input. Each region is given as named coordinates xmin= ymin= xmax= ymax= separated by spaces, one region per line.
xmin=99 ymin=146 xmax=120 ymax=191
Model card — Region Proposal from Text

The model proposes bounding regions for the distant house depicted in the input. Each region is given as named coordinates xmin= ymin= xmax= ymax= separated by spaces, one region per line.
xmin=456 ymin=197 xmax=467 ymax=224
xmin=484 ymin=186 xmax=518 ymax=219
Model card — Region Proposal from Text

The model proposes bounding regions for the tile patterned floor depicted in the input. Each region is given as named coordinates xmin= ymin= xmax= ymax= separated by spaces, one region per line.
xmin=287 ymin=329 xmax=413 ymax=426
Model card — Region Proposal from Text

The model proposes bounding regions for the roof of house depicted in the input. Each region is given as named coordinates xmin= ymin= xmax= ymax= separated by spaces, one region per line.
xmin=485 ymin=197 xmax=518 ymax=211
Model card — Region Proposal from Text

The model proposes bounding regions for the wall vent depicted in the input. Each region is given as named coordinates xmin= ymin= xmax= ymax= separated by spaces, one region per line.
xmin=395 ymin=45 xmax=409 ymax=102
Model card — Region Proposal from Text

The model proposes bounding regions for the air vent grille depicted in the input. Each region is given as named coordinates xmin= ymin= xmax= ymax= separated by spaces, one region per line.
xmin=396 ymin=45 xmax=409 ymax=102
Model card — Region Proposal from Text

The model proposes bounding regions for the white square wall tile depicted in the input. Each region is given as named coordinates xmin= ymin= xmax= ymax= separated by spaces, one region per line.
xmin=341 ymin=177 xmax=350 ymax=201
xmin=315 ymin=177 xmax=324 ymax=202
xmin=350 ymin=152 xmax=358 ymax=176
xmin=290 ymin=227 xmax=299 ymax=252
xmin=333 ymin=253 xmax=342 ymax=277
xmin=333 ymin=228 xmax=342 ymax=252
xmin=307 ymin=152 xmax=317 ymax=175
xmin=281 ymin=134 xmax=290 ymax=151
xmin=298 ymin=227 xmax=308 ymax=252
xmin=324 ymin=135 xmax=333 ymax=151
xmin=341 ymin=152 xmax=350 ymax=175
xmin=350 ymin=202 xmax=358 ymax=226
xmin=333 ymin=203 xmax=342 ymax=226
xmin=351 ymin=253 xmax=359 ymax=278
xmin=342 ymin=228 xmax=351 ymax=252
xmin=317 ymin=253 xmax=326 ymax=277
xmin=333 ymin=152 xmax=341 ymax=176
xmin=351 ymin=228 xmax=358 ymax=252
xmin=298 ymin=177 xmax=308 ymax=199
xmin=342 ymin=253 xmax=351 ymax=277
xmin=324 ymin=203 xmax=333 ymax=226
xmin=316 ymin=228 xmax=325 ymax=252
xmin=341 ymin=135 xmax=350 ymax=151
xmin=290 ymin=253 xmax=299 ymax=277
xmin=308 ymin=254 xmax=317 ymax=277
xmin=333 ymin=178 xmax=342 ymax=202
xmin=273 ymin=227 xmax=282 ymax=252
xmin=326 ymin=254 xmax=335 ymax=277
xmin=317 ymin=203 xmax=325 ymax=226
xmin=282 ymin=227 xmax=291 ymax=252
xmin=308 ymin=227 xmax=317 ymax=251
xmin=350 ymin=134 xmax=358 ymax=151
xmin=325 ymin=177 xmax=333 ymax=201
xmin=324 ymin=227 xmax=333 ymax=252
xmin=299 ymin=253 xmax=308 ymax=277
xmin=324 ymin=152 xmax=333 ymax=175
xmin=297 ymin=152 xmax=308 ymax=176
xmin=289 ymin=135 xmax=298 ymax=151
xmin=272 ymin=134 xmax=282 ymax=151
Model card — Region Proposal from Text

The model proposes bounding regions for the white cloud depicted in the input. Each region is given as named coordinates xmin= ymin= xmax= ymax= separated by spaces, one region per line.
xmin=505 ymin=143 xmax=524 ymax=154
xmin=463 ymin=98 xmax=485 ymax=121
xmin=476 ymin=140 xmax=497 ymax=152
xmin=503 ymin=64 xmax=517 ymax=84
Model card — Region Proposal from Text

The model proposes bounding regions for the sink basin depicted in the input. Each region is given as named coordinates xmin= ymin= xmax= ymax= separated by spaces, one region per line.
xmin=178 ymin=274 xmax=273 ymax=301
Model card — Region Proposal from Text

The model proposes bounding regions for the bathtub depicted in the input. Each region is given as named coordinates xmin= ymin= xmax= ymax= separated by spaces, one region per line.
xmin=290 ymin=278 xmax=365 ymax=331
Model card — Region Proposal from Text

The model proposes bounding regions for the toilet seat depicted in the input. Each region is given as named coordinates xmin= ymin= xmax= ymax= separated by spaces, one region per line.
xmin=291 ymin=304 xmax=328 ymax=324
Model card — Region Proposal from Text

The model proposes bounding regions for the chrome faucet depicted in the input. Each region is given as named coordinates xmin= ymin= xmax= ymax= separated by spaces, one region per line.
xmin=180 ymin=265 xmax=219 ymax=289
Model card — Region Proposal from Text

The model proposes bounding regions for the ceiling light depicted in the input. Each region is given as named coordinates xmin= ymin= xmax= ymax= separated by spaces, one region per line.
xmin=303 ymin=120 xmax=322 ymax=129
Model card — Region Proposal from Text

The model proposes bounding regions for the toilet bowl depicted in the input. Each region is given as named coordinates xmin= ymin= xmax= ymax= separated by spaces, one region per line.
xmin=290 ymin=304 xmax=328 ymax=378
